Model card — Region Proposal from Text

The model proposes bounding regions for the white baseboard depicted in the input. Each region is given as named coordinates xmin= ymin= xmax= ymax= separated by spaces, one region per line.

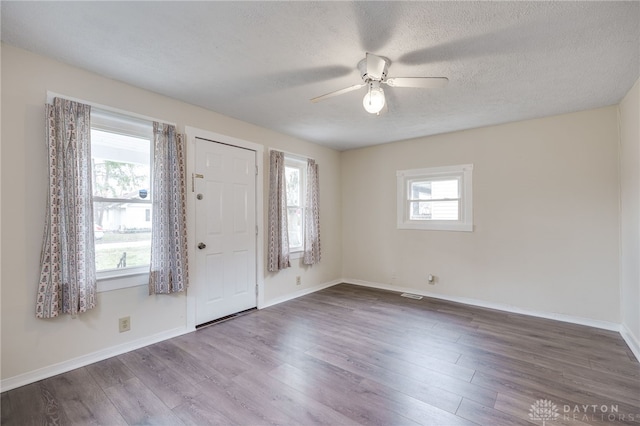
xmin=261 ymin=278 xmax=342 ymax=309
xmin=342 ymin=278 xmax=621 ymax=332
xmin=0 ymin=326 xmax=191 ymax=393
xmin=620 ymin=323 xmax=640 ymax=362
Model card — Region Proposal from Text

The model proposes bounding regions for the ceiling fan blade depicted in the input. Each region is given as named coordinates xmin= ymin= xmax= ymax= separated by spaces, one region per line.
xmin=385 ymin=77 xmax=449 ymax=89
xmin=366 ymin=52 xmax=386 ymax=80
xmin=310 ymin=83 xmax=366 ymax=103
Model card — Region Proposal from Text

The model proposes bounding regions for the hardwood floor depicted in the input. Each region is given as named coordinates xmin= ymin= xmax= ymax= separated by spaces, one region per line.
xmin=2 ymin=284 xmax=639 ymax=425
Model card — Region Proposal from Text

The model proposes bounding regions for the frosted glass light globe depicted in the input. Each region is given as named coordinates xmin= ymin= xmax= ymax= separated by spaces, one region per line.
xmin=363 ymin=87 xmax=385 ymax=114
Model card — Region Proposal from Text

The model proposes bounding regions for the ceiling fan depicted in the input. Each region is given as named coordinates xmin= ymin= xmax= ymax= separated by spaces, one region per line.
xmin=310 ymin=52 xmax=449 ymax=115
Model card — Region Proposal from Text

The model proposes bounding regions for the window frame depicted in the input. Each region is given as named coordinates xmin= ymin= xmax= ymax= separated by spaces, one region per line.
xmin=91 ymin=109 xmax=154 ymax=287
xmin=396 ymin=164 xmax=474 ymax=232
xmin=284 ymin=155 xmax=307 ymax=258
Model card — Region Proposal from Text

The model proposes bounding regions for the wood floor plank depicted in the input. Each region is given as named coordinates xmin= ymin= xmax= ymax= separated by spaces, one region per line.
xmin=232 ymin=369 xmax=361 ymax=425
xmin=312 ymin=341 xmax=497 ymax=408
xmin=458 ymin=329 xmax=593 ymax=368
xmin=211 ymin=316 xmax=322 ymax=360
xmin=201 ymin=376 xmax=297 ymax=425
xmin=117 ymin=347 xmax=203 ymax=409
xmin=171 ymin=396 xmax=235 ymax=425
xmin=326 ymin=330 xmax=476 ymax=382
xmin=456 ymin=397 xmax=534 ymax=426
xmin=170 ymin=331 xmax=254 ymax=378
xmin=268 ymin=362 xmax=421 ymax=425
xmin=186 ymin=376 xmax=293 ymax=425
xmin=86 ymin=356 xmax=135 ymax=390
xmin=118 ymin=347 xmax=193 ymax=386
xmin=560 ymin=362 xmax=640 ymax=397
xmin=337 ymin=326 xmax=463 ymax=364
xmin=2 ymin=283 xmax=637 ymax=425
xmin=357 ymin=377 xmax=479 ymax=426
xmin=196 ymin=325 xmax=288 ymax=372
xmin=303 ymin=344 xmax=463 ymax=413
xmin=146 ymin=339 xmax=222 ymax=383
xmin=103 ymin=377 xmax=184 ymax=425
xmin=43 ymin=367 xmax=127 ymax=425
xmin=589 ymin=357 xmax=640 ymax=380
xmin=357 ymin=305 xmax=460 ymax=342
xmin=473 ymin=321 xmax=632 ymax=360
xmin=456 ymin=352 xmax=565 ymax=387
xmin=1 ymin=382 xmax=70 ymax=426
xmin=455 ymin=332 xmax=595 ymax=371
xmin=561 ymin=371 xmax=640 ymax=407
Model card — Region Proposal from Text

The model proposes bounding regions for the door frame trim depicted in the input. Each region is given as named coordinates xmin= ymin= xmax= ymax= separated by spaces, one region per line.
xmin=184 ymin=126 xmax=264 ymax=331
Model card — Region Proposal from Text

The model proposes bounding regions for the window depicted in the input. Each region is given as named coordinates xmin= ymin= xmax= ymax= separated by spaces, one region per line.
xmin=91 ymin=109 xmax=153 ymax=277
xmin=397 ymin=164 xmax=473 ymax=232
xmin=285 ymin=156 xmax=307 ymax=254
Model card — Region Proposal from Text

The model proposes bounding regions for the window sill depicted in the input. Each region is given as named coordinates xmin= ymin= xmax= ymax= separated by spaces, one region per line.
xmin=290 ymin=250 xmax=304 ymax=260
xmin=398 ymin=222 xmax=473 ymax=232
xmin=97 ymin=269 xmax=148 ymax=292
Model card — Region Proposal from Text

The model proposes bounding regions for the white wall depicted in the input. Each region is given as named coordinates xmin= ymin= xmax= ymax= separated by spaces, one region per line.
xmin=341 ymin=107 xmax=621 ymax=324
xmin=619 ymin=78 xmax=640 ymax=353
xmin=0 ymin=44 xmax=342 ymax=383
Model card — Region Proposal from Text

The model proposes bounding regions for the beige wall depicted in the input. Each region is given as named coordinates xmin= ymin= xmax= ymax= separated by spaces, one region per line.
xmin=619 ymin=78 xmax=640 ymax=346
xmin=341 ymin=107 xmax=621 ymax=323
xmin=0 ymin=44 xmax=342 ymax=381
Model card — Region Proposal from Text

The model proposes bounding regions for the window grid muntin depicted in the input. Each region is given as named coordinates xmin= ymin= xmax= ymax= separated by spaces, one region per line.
xmin=408 ymin=199 xmax=461 ymax=221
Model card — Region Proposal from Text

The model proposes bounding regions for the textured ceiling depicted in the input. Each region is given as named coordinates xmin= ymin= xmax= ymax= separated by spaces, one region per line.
xmin=2 ymin=1 xmax=639 ymax=151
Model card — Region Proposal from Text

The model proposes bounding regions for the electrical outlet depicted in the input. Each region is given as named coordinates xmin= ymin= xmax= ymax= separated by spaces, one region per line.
xmin=296 ymin=276 xmax=301 ymax=286
xmin=119 ymin=316 xmax=131 ymax=333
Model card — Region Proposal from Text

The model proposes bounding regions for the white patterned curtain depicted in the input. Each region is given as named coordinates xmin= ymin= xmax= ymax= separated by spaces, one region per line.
xmin=267 ymin=150 xmax=291 ymax=271
xmin=149 ymin=122 xmax=189 ymax=294
xmin=303 ymin=159 xmax=321 ymax=265
xmin=36 ymin=98 xmax=96 ymax=318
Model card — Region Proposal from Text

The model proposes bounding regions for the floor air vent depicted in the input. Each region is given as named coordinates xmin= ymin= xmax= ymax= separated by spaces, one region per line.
xmin=400 ymin=293 xmax=423 ymax=300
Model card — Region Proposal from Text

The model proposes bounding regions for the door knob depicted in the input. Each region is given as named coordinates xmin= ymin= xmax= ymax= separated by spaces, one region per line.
xmin=198 ymin=242 xmax=206 ymax=250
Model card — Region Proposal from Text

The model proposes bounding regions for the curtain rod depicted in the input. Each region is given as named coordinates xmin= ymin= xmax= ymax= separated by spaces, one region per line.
xmin=268 ymin=147 xmax=315 ymax=162
xmin=46 ymin=91 xmax=177 ymax=127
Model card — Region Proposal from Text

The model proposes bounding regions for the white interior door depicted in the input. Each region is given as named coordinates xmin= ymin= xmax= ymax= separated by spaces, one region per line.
xmin=194 ymin=138 xmax=257 ymax=325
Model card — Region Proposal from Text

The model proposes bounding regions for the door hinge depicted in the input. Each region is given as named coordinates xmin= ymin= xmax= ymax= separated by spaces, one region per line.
xmin=255 ymin=165 xmax=258 ymax=176
xmin=255 ymin=225 xmax=258 ymax=236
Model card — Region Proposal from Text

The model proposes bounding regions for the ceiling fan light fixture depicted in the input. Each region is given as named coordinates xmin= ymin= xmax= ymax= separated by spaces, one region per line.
xmin=363 ymin=83 xmax=385 ymax=114
xmin=310 ymin=52 xmax=448 ymax=113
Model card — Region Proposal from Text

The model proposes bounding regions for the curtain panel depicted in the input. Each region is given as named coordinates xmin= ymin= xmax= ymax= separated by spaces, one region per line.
xmin=303 ymin=159 xmax=321 ymax=265
xmin=149 ymin=122 xmax=189 ymax=294
xmin=36 ymin=98 xmax=97 ymax=318
xmin=267 ymin=150 xmax=291 ymax=271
